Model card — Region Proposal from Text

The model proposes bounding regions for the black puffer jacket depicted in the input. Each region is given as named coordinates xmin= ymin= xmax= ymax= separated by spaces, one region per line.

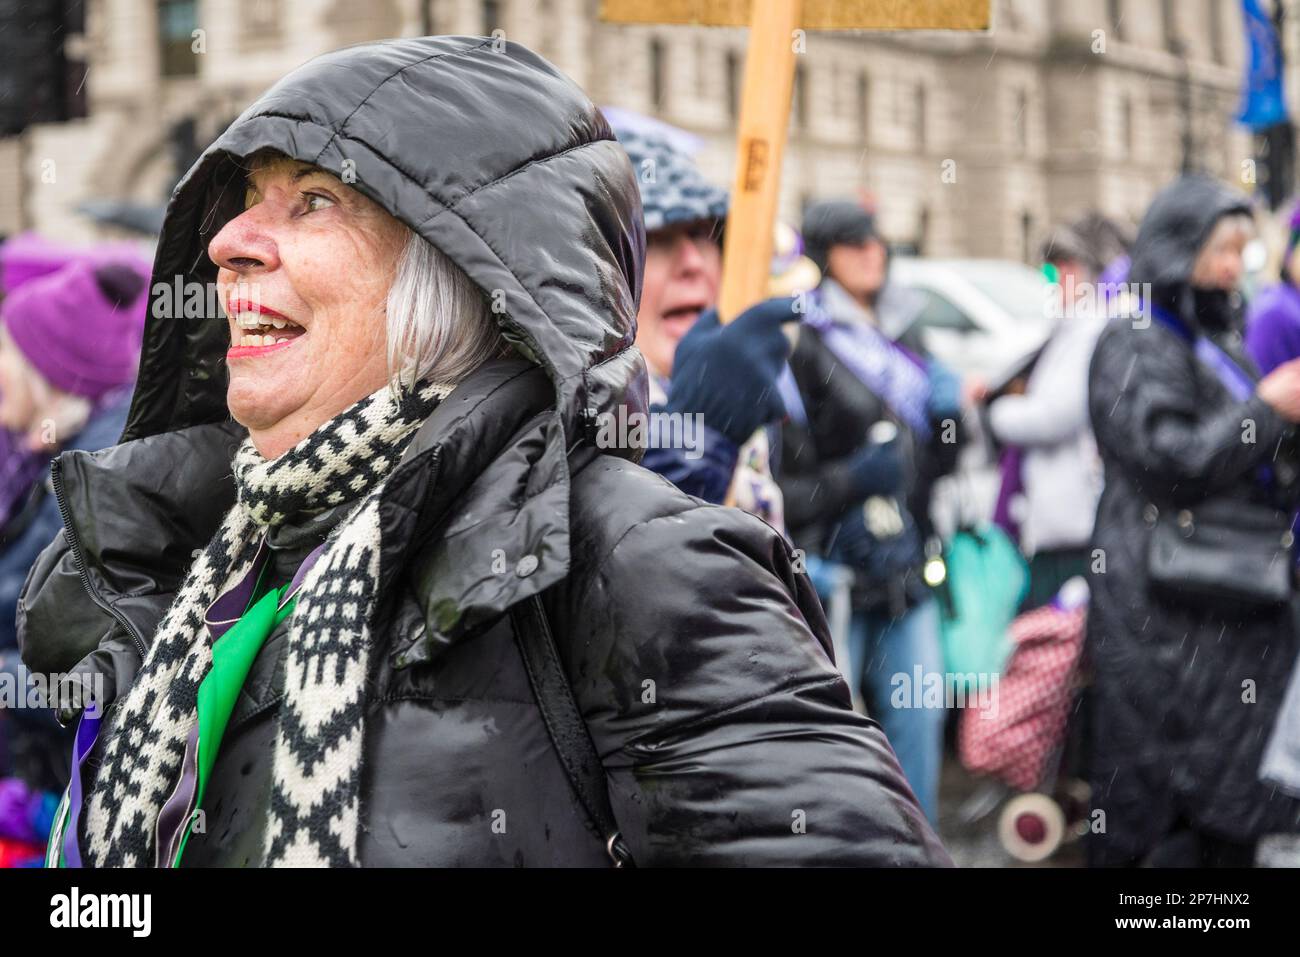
xmin=1086 ymin=175 xmax=1300 ymax=862
xmin=17 ymin=36 xmax=948 ymax=866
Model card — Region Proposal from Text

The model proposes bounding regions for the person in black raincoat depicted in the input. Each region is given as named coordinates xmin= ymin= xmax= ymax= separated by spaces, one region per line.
xmin=1087 ymin=174 xmax=1300 ymax=866
xmin=16 ymin=36 xmax=948 ymax=867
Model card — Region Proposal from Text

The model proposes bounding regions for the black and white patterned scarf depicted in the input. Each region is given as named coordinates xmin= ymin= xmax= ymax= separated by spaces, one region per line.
xmin=81 ymin=377 xmax=453 ymax=867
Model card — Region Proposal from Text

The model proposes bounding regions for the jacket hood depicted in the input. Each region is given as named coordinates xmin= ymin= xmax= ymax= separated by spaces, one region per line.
xmin=1127 ymin=174 xmax=1254 ymax=295
xmin=122 ymin=34 xmax=648 ymax=447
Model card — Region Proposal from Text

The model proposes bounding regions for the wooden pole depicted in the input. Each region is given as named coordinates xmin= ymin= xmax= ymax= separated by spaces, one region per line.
xmin=600 ymin=1 xmax=990 ymax=320
xmin=716 ymin=0 xmax=802 ymax=322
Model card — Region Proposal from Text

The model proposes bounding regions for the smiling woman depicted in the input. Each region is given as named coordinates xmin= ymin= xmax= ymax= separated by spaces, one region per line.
xmin=19 ymin=34 xmax=949 ymax=869
xmin=213 ymin=150 xmax=505 ymax=460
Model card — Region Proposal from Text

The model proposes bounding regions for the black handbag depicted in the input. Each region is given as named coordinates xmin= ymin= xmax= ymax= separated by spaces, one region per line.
xmin=1145 ymin=497 xmax=1295 ymax=612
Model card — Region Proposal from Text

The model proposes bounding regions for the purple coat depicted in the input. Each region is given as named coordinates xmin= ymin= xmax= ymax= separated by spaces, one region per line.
xmin=1245 ymin=280 xmax=1300 ymax=375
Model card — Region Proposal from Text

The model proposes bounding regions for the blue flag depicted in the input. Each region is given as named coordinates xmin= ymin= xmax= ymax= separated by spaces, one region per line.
xmin=1237 ymin=0 xmax=1289 ymax=129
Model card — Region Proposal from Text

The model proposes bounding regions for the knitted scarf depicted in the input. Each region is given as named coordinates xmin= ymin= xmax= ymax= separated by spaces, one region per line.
xmin=80 ymin=377 xmax=453 ymax=867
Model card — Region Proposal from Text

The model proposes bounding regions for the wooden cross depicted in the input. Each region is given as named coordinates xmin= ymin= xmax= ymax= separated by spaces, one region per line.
xmin=601 ymin=0 xmax=991 ymax=321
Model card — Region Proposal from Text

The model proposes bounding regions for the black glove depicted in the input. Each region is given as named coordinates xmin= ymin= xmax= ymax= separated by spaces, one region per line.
xmin=665 ymin=298 xmax=798 ymax=446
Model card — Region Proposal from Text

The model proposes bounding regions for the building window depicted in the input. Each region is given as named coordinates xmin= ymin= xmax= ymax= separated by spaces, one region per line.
xmin=858 ymin=71 xmax=870 ymax=141
xmin=240 ymin=0 xmax=282 ymax=43
xmin=1161 ymin=0 xmax=1178 ymax=53
xmin=649 ymin=37 xmax=666 ymax=111
xmin=696 ymin=38 xmax=708 ymax=100
xmin=1014 ymin=88 xmax=1028 ymax=151
xmin=726 ymin=48 xmax=742 ymax=120
xmin=793 ymin=62 xmax=807 ymax=130
xmin=1120 ymin=93 xmax=1134 ymax=158
xmin=915 ymin=84 xmax=927 ymax=150
xmin=1021 ymin=211 xmax=1034 ymax=264
xmin=1208 ymin=0 xmax=1225 ymax=64
xmin=483 ymin=0 xmax=503 ymax=35
xmin=158 ymin=0 xmax=199 ymax=77
xmin=1108 ymin=0 xmax=1124 ymax=41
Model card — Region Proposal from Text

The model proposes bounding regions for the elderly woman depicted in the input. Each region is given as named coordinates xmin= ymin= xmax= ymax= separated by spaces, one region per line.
xmin=18 ymin=36 xmax=947 ymax=868
xmin=1088 ymin=175 xmax=1300 ymax=866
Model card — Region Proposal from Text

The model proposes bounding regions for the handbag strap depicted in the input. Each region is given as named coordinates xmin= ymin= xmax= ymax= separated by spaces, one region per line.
xmin=510 ymin=594 xmax=635 ymax=868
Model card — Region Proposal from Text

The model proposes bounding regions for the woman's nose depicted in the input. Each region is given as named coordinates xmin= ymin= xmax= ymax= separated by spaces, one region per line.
xmin=208 ymin=207 xmax=280 ymax=275
xmin=673 ymin=234 xmax=707 ymax=275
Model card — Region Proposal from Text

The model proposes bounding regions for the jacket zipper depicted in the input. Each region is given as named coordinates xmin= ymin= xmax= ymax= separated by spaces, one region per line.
xmin=49 ymin=457 xmax=148 ymax=658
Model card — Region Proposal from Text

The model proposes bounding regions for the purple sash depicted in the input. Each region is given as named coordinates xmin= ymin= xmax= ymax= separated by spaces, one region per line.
xmin=1149 ymin=304 xmax=1295 ymax=547
xmin=1149 ymin=304 xmax=1255 ymax=401
xmin=802 ymin=291 xmax=932 ymax=437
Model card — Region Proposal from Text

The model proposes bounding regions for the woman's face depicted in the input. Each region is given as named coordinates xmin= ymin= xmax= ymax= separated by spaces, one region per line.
xmin=208 ymin=154 xmax=409 ymax=458
xmin=1190 ymin=215 xmax=1252 ymax=291
xmin=636 ymin=220 xmax=722 ymax=379
xmin=826 ymin=237 xmax=888 ymax=305
xmin=0 ymin=326 xmax=35 ymax=433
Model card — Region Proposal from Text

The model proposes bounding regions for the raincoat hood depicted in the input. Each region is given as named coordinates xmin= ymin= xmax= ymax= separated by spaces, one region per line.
xmin=123 ymin=34 xmax=648 ymax=448
xmin=1127 ymin=174 xmax=1254 ymax=297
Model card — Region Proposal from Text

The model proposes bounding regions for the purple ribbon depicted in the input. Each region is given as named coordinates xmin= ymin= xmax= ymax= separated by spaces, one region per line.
xmin=992 ymin=446 xmax=1026 ymax=544
xmin=58 ymin=530 xmax=329 ymax=868
xmin=154 ymin=724 xmax=201 ymax=867
xmin=203 ymin=535 xmax=273 ymax=642
xmin=59 ymin=711 xmax=101 ymax=868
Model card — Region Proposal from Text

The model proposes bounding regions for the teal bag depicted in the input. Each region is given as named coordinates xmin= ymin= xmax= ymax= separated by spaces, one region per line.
xmin=936 ymin=524 xmax=1028 ymax=682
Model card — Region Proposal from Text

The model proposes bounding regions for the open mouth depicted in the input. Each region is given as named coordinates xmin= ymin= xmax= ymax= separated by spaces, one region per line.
xmin=660 ymin=303 xmax=707 ymax=332
xmin=231 ymin=312 xmax=306 ymax=347
xmin=226 ymin=302 xmax=306 ymax=357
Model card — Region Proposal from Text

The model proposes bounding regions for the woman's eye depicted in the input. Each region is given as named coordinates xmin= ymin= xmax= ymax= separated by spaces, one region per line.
xmin=304 ymin=192 xmax=336 ymax=212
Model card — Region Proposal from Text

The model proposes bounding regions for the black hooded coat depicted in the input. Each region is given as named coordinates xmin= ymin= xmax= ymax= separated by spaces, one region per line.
xmin=1086 ymin=175 xmax=1300 ymax=862
xmin=16 ymin=36 xmax=948 ymax=866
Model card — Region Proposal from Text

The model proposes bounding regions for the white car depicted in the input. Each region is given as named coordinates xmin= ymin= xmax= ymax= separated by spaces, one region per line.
xmin=884 ymin=258 xmax=1058 ymax=535
xmin=887 ymin=258 xmax=1055 ymax=382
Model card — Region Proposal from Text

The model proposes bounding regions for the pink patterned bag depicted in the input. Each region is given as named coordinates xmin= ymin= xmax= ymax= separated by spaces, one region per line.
xmin=958 ymin=597 xmax=1087 ymax=792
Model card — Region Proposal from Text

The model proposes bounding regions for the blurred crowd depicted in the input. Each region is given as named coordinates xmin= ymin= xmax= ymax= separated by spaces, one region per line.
xmin=0 ymin=234 xmax=151 ymax=865
xmin=4 ymin=109 xmax=1300 ymax=867
xmin=615 ymin=111 xmax=1300 ymax=868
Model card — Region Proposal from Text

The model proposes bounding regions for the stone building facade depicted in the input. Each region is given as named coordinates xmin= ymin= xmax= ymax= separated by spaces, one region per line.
xmin=0 ymin=0 xmax=1274 ymax=260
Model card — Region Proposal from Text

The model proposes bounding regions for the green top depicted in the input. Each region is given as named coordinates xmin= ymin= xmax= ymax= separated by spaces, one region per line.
xmin=171 ymin=564 xmax=296 ymax=867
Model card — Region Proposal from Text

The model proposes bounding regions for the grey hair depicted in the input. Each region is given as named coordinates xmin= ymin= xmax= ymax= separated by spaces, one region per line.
xmin=384 ymin=229 xmax=509 ymax=396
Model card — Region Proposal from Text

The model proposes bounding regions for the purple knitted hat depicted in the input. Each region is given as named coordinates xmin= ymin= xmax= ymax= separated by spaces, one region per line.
xmin=0 ymin=232 xmax=81 ymax=294
xmin=1 ymin=256 xmax=149 ymax=399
